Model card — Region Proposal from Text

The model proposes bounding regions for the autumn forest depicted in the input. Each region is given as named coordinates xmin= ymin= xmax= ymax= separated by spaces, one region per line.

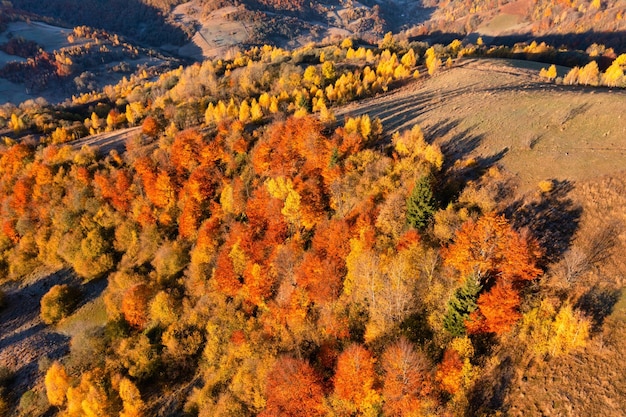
xmin=1 ymin=1 xmax=626 ymax=415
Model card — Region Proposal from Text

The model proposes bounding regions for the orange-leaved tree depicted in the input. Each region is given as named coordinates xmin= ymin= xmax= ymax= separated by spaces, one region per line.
xmin=466 ymin=281 xmax=522 ymax=335
xmin=382 ymin=337 xmax=433 ymax=416
xmin=444 ymin=212 xmax=542 ymax=285
xmin=121 ymin=283 xmax=151 ymax=330
xmin=260 ymin=356 xmax=326 ymax=417
xmin=333 ymin=344 xmax=380 ymax=414
xmin=443 ymin=213 xmax=541 ymax=335
xmin=435 ymin=348 xmax=464 ymax=395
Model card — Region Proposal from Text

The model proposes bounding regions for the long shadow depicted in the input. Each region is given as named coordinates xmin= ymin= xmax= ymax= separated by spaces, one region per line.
xmin=413 ymin=30 xmax=626 ymax=56
xmin=0 ymin=323 xmax=46 ymax=352
xmin=424 ymin=118 xmax=461 ymax=143
xmin=338 ymin=82 xmax=484 ymax=139
xmin=0 ymin=270 xmax=77 ymax=345
xmin=506 ymin=180 xmax=582 ymax=266
xmin=466 ymin=355 xmax=516 ymax=416
xmin=482 ymin=81 xmax=626 ymax=96
xmin=0 ymin=269 xmax=107 ymax=406
xmin=9 ymin=333 xmax=70 ymax=395
xmin=575 ymin=286 xmax=622 ymax=331
xmin=431 ymin=118 xmax=508 ymax=205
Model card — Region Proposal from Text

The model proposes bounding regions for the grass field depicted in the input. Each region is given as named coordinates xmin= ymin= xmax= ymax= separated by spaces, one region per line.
xmin=56 ymin=296 xmax=107 ymax=338
xmin=339 ymin=58 xmax=626 ymax=192
xmin=478 ymin=13 xmax=525 ymax=36
xmin=0 ymin=78 xmax=31 ymax=105
xmin=0 ymin=21 xmax=74 ymax=52
xmin=172 ymin=3 xmax=250 ymax=60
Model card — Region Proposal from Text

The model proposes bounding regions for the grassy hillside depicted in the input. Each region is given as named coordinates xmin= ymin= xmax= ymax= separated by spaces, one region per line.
xmin=9 ymin=0 xmax=190 ymax=46
xmin=0 ymin=14 xmax=185 ymax=104
xmin=424 ymin=0 xmax=626 ymax=51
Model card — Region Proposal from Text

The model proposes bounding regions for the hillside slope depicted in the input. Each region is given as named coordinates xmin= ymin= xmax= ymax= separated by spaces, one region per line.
xmin=0 ymin=56 xmax=624 ymax=416
xmin=340 ymin=58 xmax=626 ymax=191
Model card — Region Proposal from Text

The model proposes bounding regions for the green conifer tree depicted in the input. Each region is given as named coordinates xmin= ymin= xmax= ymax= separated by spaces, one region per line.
xmin=443 ymin=276 xmax=482 ymax=336
xmin=406 ymin=175 xmax=436 ymax=230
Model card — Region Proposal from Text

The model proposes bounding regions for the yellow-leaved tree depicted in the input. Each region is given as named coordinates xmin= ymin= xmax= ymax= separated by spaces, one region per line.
xmin=519 ymin=299 xmax=591 ymax=357
xmin=539 ymin=64 xmax=557 ymax=81
xmin=45 ymin=361 xmax=69 ymax=407
xmin=119 ymin=377 xmax=145 ymax=417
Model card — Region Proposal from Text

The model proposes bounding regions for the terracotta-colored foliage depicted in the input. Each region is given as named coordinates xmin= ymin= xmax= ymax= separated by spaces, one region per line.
xmin=245 ymin=187 xmax=288 ymax=246
xmin=296 ymin=219 xmax=352 ymax=304
xmin=444 ymin=213 xmax=542 ymax=284
xmin=382 ymin=338 xmax=432 ymax=416
xmin=171 ymin=128 xmax=203 ymax=174
xmin=141 ymin=116 xmax=159 ymax=138
xmin=260 ymin=356 xmax=325 ymax=417
xmin=10 ymin=176 xmax=33 ymax=216
xmin=467 ymin=281 xmax=522 ymax=335
xmin=334 ymin=344 xmax=378 ymax=408
xmin=435 ymin=348 xmax=463 ymax=395
xmin=94 ymin=169 xmax=134 ymax=212
xmin=122 ymin=283 xmax=151 ymax=330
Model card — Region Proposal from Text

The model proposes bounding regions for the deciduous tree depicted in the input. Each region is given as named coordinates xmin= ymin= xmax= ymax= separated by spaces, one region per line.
xmin=333 ymin=344 xmax=380 ymax=414
xmin=45 ymin=361 xmax=69 ymax=406
xmin=444 ymin=213 xmax=542 ymax=285
xmin=382 ymin=338 xmax=432 ymax=416
xmin=260 ymin=357 xmax=325 ymax=417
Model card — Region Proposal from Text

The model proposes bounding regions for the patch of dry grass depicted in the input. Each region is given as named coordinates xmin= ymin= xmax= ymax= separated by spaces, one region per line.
xmin=55 ymin=295 xmax=107 ymax=338
xmin=501 ymin=172 xmax=626 ymax=417
xmin=505 ymin=293 xmax=626 ymax=417
xmin=340 ymin=58 xmax=626 ymax=194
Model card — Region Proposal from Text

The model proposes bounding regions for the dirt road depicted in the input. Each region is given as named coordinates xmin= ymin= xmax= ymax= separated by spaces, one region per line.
xmin=71 ymin=126 xmax=142 ymax=154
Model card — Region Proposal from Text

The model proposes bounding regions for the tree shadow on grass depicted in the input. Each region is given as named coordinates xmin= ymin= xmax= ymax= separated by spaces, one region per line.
xmin=0 ymin=269 xmax=107 ymax=408
xmin=466 ymin=354 xmax=515 ymax=417
xmin=506 ymin=180 xmax=582 ymax=267
xmin=575 ymin=286 xmax=622 ymax=331
xmin=434 ymin=119 xmax=508 ymax=206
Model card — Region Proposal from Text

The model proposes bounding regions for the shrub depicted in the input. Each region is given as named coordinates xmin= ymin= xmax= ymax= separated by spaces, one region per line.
xmin=0 ymin=366 xmax=13 ymax=388
xmin=116 ymin=334 xmax=159 ymax=381
xmin=44 ymin=361 xmax=69 ymax=406
xmin=18 ymin=389 xmax=49 ymax=416
xmin=40 ymin=284 xmax=81 ymax=325
xmin=538 ymin=180 xmax=554 ymax=193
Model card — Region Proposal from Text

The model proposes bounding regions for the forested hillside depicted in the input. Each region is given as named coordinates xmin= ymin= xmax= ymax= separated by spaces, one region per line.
xmin=0 ymin=31 xmax=625 ymax=416
xmin=8 ymin=0 xmax=190 ymax=46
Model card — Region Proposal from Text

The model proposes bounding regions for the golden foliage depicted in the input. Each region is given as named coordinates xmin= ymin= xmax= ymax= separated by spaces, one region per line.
xmin=45 ymin=361 xmax=69 ymax=406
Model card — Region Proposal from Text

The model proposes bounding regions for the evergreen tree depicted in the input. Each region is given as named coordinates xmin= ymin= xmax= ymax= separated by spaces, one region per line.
xmin=443 ymin=276 xmax=482 ymax=336
xmin=406 ymin=175 xmax=436 ymax=230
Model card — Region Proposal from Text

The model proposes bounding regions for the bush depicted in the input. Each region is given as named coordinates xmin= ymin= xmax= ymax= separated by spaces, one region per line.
xmin=17 ymin=389 xmax=49 ymax=416
xmin=40 ymin=284 xmax=81 ymax=325
xmin=0 ymin=366 xmax=13 ymax=388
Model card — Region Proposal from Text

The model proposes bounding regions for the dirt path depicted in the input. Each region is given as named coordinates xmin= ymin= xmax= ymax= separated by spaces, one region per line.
xmin=337 ymin=58 xmax=626 ymax=191
xmin=71 ymin=126 xmax=142 ymax=155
